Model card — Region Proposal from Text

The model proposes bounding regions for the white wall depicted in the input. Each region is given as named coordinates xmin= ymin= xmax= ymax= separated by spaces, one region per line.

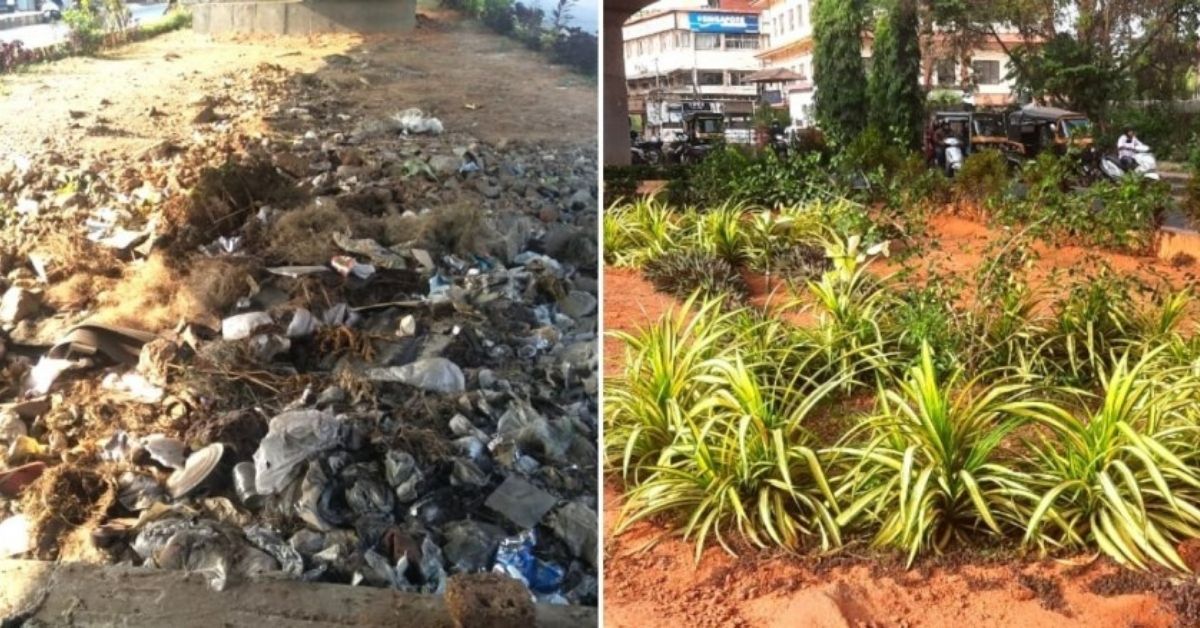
xmin=759 ymin=0 xmax=811 ymax=50
xmin=624 ymin=11 xmax=764 ymax=79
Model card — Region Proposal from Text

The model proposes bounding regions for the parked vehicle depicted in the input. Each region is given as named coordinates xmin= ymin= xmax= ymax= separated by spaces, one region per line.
xmin=1098 ymin=145 xmax=1160 ymax=182
xmin=666 ymin=112 xmax=724 ymax=165
xmin=40 ymin=0 xmax=61 ymax=21
xmin=1005 ymin=105 xmax=1093 ymax=159
xmin=925 ymin=110 xmax=1025 ymax=176
xmin=630 ymin=133 xmax=663 ymax=166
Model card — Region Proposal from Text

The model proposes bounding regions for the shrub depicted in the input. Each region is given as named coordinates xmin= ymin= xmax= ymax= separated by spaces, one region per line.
xmin=480 ymin=0 xmax=514 ymax=34
xmin=836 ymin=345 xmax=1051 ymax=564
xmin=615 ymin=315 xmax=848 ymax=558
xmin=63 ymin=0 xmax=107 ymax=55
xmin=1023 ymin=352 xmax=1200 ymax=571
xmin=671 ymin=148 xmax=827 ymax=208
xmin=955 ymin=150 xmax=1009 ymax=204
xmin=548 ymin=27 xmax=596 ymax=75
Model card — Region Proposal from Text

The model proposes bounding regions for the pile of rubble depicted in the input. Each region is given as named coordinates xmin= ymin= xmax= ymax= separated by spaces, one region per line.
xmin=0 ymin=55 xmax=598 ymax=607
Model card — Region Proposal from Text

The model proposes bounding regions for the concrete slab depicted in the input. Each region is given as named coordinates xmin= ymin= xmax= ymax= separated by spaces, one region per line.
xmin=187 ymin=0 xmax=415 ymax=34
xmin=0 ymin=559 xmax=597 ymax=627
xmin=1158 ymin=226 xmax=1200 ymax=262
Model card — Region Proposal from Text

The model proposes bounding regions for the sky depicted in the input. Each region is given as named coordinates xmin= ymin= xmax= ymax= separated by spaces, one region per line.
xmin=524 ymin=0 xmax=598 ymax=33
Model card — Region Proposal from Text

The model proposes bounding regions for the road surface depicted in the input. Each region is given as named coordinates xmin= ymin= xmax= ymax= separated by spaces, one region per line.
xmin=0 ymin=3 xmax=168 ymax=48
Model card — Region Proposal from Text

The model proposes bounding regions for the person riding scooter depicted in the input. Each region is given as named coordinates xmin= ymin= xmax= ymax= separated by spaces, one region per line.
xmin=1116 ymin=128 xmax=1149 ymax=172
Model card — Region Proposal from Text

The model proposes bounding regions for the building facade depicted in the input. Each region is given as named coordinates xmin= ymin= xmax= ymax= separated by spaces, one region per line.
xmin=752 ymin=0 xmax=1026 ymax=127
xmin=623 ymin=0 xmax=765 ymax=143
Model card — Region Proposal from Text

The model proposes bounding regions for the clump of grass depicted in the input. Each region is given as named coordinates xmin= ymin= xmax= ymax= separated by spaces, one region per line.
xmin=642 ymin=249 xmax=748 ymax=305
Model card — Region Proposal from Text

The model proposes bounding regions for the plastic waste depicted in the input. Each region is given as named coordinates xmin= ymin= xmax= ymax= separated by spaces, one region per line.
xmin=222 ymin=312 xmax=273 ymax=341
xmin=245 ymin=524 xmax=304 ymax=577
xmin=117 ymin=471 xmax=166 ymax=511
xmin=140 ymin=434 xmax=187 ymax=469
xmin=232 ymin=461 xmax=261 ymax=508
xmin=493 ymin=530 xmax=564 ymax=594
xmin=252 ymin=409 xmax=343 ymax=495
xmin=286 ymin=308 xmax=318 ymax=338
xmin=0 ymin=514 xmax=33 ymax=558
xmin=167 ymin=443 xmax=225 ymax=499
xmin=383 ymin=450 xmax=422 ymax=502
xmin=364 ymin=357 xmax=465 ymax=394
xmin=102 ymin=371 xmax=165 ymax=404
xmin=394 ymin=108 xmax=444 ymax=135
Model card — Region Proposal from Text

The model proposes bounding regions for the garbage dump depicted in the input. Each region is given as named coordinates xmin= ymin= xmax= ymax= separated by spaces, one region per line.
xmin=0 ymin=55 xmax=598 ymax=609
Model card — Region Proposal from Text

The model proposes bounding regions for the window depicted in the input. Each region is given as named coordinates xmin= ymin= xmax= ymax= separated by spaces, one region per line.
xmin=660 ymin=33 xmax=668 ymax=52
xmin=725 ymin=34 xmax=760 ymax=50
xmin=695 ymin=33 xmax=721 ymax=50
xmin=935 ymin=58 xmax=956 ymax=86
xmin=788 ymin=8 xmax=794 ymax=31
xmin=972 ymin=60 xmax=1001 ymax=85
xmin=698 ymin=71 xmax=725 ymax=86
xmin=799 ymin=3 xmax=806 ymax=27
xmin=729 ymin=71 xmax=755 ymax=86
xmin=675 ymin=31 xmax=691 ymax=47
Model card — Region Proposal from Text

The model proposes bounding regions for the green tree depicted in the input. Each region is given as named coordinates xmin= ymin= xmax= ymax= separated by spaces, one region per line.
xmin=869 ymin=0 xmax=924 ymax=149
xmin=813 ymin=0 xmax=868 ymax=146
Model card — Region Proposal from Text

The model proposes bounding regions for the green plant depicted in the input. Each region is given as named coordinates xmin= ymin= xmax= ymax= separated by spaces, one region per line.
xmin=617 ymin=343 xmax=848 ymax=560
xmin=481 ymin=0 xmax=515 ymax=34
xmin=1023 ymin=351 xmax=1200 ymax=571
xmin=695 ymin=201 xmax=749 ymax=265
xmin=605 ymin=297 xmax=737 ymax=478
xmin=867 ymin=0 xmax=923 ymax=150
xmin=955 ymin=150 xmax=1009 ymax=205
xmin=603 ymin=197 xmax=680 ymax=267
xmin=63 ymin=0 xmax=106 ymax=55
xmin=642 ymin=249 xmax=749 ymax=304
xmin=836 ymin=345 xmax=1053 ymax=564
xmin=1039 ymin=270 xmax=1135 ymax=386
xmin=812 ymin=0 xmax=868 ymax=145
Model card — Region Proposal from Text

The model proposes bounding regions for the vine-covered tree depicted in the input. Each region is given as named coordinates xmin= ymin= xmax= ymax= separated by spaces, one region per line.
xmin=925 ymin=0 xmax=1200 ymax=118
xmin=869 ymin=0 xmax=925 ymax=149
xmin=813 ymin=0 xmax=868 ymax=145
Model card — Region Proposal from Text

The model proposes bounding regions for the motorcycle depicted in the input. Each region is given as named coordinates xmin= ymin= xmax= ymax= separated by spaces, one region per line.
xmin=630 ymin=137 xmax=663 ymax=166
xmin=1099 ymin=146 xmax=1160 ymax=182
xmin=664 ymin=133 xmax=713 ymax=166
xmin=769 ymin=130 xmax=790 ymax=159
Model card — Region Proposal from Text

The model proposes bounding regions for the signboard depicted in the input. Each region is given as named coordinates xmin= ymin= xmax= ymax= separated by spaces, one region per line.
xmin=687 ymin=12 xmax=759 ymax=34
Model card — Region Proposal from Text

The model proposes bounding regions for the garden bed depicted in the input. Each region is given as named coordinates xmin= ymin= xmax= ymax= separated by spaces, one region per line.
xmin=602 ymin=200 xmax=1200 ymax=627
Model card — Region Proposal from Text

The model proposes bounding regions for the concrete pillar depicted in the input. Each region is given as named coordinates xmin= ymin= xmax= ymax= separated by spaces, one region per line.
xmin=603 ymin=7 xmax=635 ymax=167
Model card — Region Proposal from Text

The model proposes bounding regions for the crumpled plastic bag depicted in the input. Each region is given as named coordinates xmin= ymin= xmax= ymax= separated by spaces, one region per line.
xmin=365 ymin=358 xmax=465 ymax=394
xmin=394 ymin=108 xmax=443 ymax=135
xmin=252 ymin=409 xmax=343 ymax=495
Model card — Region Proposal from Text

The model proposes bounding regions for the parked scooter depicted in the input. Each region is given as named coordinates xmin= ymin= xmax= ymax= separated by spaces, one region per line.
xmin=1099 ymin=146 xmax=1160 ymax=182
xmin=943 ymin=137 xmax=965 ymax=177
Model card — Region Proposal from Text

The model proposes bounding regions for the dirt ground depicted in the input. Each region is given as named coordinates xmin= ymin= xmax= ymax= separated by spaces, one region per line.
xmin=602 ymin=215 xmax=1200 ymax=627
xmin=0 ymin=6 xmax=599 ymax=614
xmin=0 ymin=9 xmax=593 ymax=158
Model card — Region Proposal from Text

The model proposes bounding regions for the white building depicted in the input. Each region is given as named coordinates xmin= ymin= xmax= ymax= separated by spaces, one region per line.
xmin=623 ymin=0 xmax=765 ymax=143
xmin=751 ymin=0 xmax=1027 ymax=127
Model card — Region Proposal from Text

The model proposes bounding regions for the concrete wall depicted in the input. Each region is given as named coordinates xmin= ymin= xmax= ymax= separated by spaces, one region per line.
xmin=189 ymin=0 xmax=415 ymax=35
